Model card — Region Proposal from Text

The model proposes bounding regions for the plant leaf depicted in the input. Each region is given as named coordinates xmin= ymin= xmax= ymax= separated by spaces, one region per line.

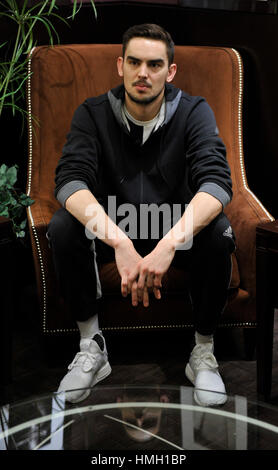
xmin=16 ymin=230 xmax=25 ymax=238
xmin=19 ymin=194 xmax=34 ymax=206
xmin=18 ymin=220 xmax=27 ymax=229
xmin=0 ymin=164 xmax=8 ymax=175
xmin=0 ymin=207 xmax=9 ymax=218
xmin=5 ymin=165 xmax=18 ymax=186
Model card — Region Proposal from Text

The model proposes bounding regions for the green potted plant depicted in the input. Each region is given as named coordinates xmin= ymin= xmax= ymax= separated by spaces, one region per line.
xmin=0 ymin=0 xmax=96 ymax=120
xmin=0 ymin=0 xmax=96 ymax=238
xmin=0 ymin=163 xmax=34 ymax=238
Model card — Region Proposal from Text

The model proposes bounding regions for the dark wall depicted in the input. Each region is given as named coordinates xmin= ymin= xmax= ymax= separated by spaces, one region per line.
xmin=1 ymin=3 xmax=278 ymax=217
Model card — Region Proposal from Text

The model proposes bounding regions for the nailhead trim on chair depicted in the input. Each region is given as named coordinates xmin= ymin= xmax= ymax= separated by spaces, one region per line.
xmin=26 ymin=46 xmax=267 ymax=335
xmin=100 ymin=322 xmax=257 ymax=331
xmin=27 ymin=207 xmax=48 ymax=333
xmin=41 ymin=321 xmax=257 ymax=335
xmin=231 ymin=48 xmax=273 ymax=221
xmin=27 ymin=48 xmax=49 ymax=334
xmin=26 ymin=47 xmax=35 ymax=197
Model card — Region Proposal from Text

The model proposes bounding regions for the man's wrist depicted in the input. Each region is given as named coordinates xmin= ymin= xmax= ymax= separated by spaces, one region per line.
xmin=158 ymin=236 xmax=177 ymax=252
xmin=112 ymin=235 xmax=133 ymax=250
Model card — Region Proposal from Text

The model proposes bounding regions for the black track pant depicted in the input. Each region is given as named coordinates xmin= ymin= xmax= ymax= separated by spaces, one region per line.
xmin=47 ymin=208 xmax=236 ymax=335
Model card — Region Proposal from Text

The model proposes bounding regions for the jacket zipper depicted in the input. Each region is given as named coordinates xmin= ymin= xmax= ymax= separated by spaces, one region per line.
xmin=140 ymin=170 xmax=143 ymax=204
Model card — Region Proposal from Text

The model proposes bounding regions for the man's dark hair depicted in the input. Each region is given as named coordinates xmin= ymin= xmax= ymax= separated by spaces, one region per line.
xmin=122 ymin=23 xmax=175 ymax=65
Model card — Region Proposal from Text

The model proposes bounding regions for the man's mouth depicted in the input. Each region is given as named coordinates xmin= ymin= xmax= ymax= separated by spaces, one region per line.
xmin=134 ymin=81 xmax=151 ymax=90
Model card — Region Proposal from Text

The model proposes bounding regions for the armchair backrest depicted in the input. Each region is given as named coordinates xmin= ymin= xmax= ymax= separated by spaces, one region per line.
xmin=27 ymin=44 xmax=266 ymax=217
xmin=27 ymin=44 xmax=122 ymax=217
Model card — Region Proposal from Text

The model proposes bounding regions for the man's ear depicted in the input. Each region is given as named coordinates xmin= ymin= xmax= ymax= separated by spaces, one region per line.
xmin=166 ymin=63 xmax=177 ymax=83
xmin=117 ymin=56 xmax=124 ymax=77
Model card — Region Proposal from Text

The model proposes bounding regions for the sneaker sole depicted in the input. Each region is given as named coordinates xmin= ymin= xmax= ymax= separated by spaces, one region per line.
xmin=185 ymin=363 xmax=227 ymax=407
xmin=65 ymin=361 xmax=112 ymax=404
xmin=91 ymin=361 xmax=112 ymax=387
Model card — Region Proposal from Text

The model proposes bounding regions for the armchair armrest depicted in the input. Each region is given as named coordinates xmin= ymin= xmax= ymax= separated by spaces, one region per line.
xmin=225 ymin=187 xmax=273 ymax=298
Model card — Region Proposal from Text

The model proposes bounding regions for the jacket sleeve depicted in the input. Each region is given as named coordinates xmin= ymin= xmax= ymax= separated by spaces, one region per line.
xmin=185 ymin=97 xmax=233 ymax=207
xmin=54 ymin=100 xmax=101 ymax=205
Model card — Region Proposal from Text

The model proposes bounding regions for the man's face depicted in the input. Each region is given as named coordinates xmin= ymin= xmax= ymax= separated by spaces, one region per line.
xmin=117 ymin=37 xmax=176 ymax=107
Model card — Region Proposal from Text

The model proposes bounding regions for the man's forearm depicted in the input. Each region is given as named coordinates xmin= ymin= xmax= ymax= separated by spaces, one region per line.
xmin=164 ymin=191 xmax=223 ymax=249
xmin=65 ymin=189 xmax=129 ymax=249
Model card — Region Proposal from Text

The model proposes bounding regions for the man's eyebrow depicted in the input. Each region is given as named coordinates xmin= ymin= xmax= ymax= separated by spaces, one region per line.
xmin=148 ymin=59 xmax=165 ymax=64
xmin=126 ymin=55 xmax=140 ymax=62
xmin=126 ymin=56 xmax=165 ymax=64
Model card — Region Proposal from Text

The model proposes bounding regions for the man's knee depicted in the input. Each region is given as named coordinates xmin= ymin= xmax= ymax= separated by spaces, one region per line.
xmin=47 ymin=207 xmax=83 ymax=249
xmin=201 ymin=212 xmax=236 ymax=255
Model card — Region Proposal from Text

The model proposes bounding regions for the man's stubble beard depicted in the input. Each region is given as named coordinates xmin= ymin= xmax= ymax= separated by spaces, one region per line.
xmin=125 ymin=84 xmax=165 ymax=106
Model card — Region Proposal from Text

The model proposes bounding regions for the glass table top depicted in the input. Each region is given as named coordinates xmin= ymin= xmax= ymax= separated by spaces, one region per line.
xmin=0 ymin=385 xmax=277 ymax=451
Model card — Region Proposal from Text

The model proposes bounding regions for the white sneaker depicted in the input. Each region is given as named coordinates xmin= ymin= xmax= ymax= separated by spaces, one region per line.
xmin=57 ymin=332 xmax=111 ymax=403
xmin=185 ymin=343 xmax=227 ymax=406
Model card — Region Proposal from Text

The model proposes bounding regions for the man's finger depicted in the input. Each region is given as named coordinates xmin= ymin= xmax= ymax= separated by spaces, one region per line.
xmin=143 ymin=285 xmax=149 ymax=307
xmin=121 ymin=274 xmax=128 ymax=297
xmin=137 ymin=271 xmax=147 ymax=296
xmin=153 ymin=287 xmax=161 ymax=300
xmin=153 ymin=274 xmax=162 ymax=289
xmin=153 ymin=274 xmax=162 ymax=299
xmin=131 ymin=281 xmax=138 ymax=306
xmin=146 ymin=272 xmax=154 ymax=289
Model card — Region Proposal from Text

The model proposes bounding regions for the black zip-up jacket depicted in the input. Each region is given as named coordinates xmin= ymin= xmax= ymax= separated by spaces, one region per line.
xmin=55 ymin=84 xmax=232 ymax=224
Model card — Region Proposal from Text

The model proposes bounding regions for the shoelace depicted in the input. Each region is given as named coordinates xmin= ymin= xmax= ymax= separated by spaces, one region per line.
xmin=192 ymin=348 xmax=219 ymax=371
xmin=68 ymin=351 xmax=98 ymax=372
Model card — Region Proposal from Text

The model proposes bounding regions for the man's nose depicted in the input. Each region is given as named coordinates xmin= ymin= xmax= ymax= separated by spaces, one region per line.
xmin=138 ymin=63 xmax=148 ymax=78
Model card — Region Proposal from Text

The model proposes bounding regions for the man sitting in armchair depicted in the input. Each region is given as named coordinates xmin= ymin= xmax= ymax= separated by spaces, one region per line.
xmin=47 ymin=23 xmax=236 ymax=407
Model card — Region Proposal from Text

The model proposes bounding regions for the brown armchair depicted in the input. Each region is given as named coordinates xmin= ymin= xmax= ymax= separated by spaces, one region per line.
xmin=26 ymin=44 xmax=273 ymax=397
